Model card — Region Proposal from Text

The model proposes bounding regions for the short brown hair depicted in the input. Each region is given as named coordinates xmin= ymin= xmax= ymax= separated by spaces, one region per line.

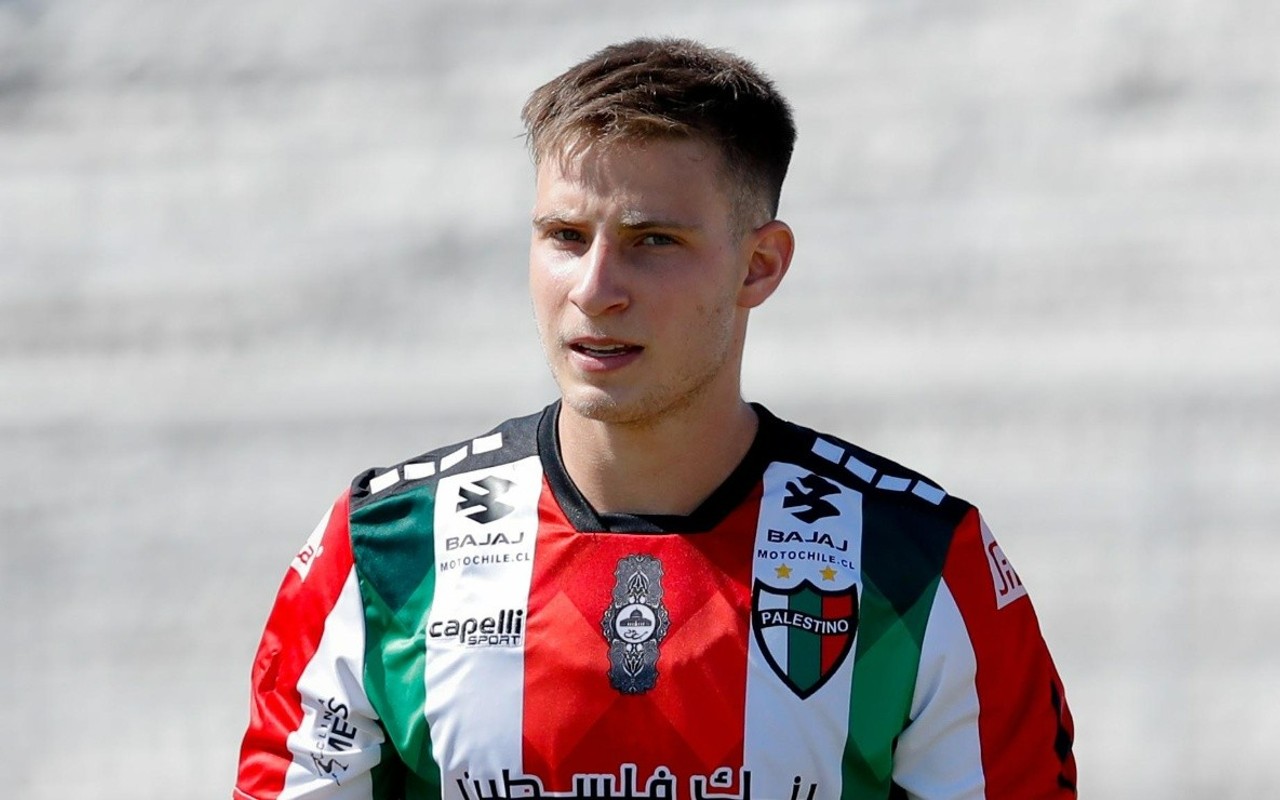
xmin=521 ymin=38 xmax=797 ymax=226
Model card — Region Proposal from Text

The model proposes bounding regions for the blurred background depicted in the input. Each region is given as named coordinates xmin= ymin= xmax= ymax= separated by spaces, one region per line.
xmin=2 ymin=0 xmax=1277 ymax=797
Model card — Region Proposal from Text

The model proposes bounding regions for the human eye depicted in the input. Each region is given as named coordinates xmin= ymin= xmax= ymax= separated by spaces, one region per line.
xmin=549 ymin=228 xmax=586 ymax=244
xmin=638 ymin=232 xmax=678 ymax=246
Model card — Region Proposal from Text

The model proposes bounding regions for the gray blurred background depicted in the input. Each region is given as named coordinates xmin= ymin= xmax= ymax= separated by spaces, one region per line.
xmin=2 ymin=1 xmax=1277 ymax=797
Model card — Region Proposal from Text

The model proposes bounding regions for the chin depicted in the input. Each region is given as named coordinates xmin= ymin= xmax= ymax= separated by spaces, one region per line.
xmin=561 ymin=389 xmax=646 ymax=425
xmin=560 ymin=380 xmax=712 ymax=430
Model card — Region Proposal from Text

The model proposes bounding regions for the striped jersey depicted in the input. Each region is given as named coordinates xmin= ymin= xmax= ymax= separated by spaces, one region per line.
xmin=234 ymin=403 xmax=1076 ymax=800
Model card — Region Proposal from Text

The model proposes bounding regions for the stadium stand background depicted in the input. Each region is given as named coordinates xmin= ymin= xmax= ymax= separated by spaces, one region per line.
xmin=2 ymin=1 xmax=1277 ymax=796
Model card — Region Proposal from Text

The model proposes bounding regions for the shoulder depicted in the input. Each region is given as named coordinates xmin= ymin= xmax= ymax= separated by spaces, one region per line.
xmin=347 ymin=406 xmax=547 ymax=513
xmin=758 ymin=408 xmax=981 ymax=599
xmin=758 ymin=410 xmax=1024 ymax=653
xmin=759 ymin=406 xmax=974 ymax=521
xmin=338 ymin=406 xmax=548 ymax=612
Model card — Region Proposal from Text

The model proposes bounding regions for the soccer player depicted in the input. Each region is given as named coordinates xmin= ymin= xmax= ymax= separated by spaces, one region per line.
xmin=234 ymin=38 xmax=1077 ymax=800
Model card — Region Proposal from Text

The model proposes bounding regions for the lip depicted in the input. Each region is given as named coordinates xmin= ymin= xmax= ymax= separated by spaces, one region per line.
xmin=566 ymin=336 xmax=645 ymax=373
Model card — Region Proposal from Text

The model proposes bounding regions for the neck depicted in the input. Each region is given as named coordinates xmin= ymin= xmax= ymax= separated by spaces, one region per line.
xmin=558 ymin=398 xmax=760 ymax=517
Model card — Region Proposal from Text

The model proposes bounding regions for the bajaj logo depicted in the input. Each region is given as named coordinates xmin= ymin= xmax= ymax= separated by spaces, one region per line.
xmin=456 ymin=475 xmax=515 ymax=524
xmin=783 ymin=473 xmax=841 ymax=523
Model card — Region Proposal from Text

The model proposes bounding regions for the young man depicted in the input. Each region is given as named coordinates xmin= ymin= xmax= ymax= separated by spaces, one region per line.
xmin=234 ymin=38 xmax=1077 ymax=800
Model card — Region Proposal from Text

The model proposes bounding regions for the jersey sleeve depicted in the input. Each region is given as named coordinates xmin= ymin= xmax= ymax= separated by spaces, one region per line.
xmin=234 ymin=491 xmax=395 ymax=800
xmin=892 ymin=508 xmax=1077 ymax=799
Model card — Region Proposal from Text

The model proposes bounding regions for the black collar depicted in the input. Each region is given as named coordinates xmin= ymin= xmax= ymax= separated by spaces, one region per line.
xmin=536 ymin=401 xmax=779 ymax=534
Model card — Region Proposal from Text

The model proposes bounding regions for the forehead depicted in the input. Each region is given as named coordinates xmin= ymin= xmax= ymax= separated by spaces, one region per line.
xmin=534 ymin=138 xmax=735 ymax=217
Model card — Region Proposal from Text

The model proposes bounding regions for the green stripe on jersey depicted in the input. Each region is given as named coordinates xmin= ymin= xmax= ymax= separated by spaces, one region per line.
xmin=351 ymin=486 xmax=442 ymax=795
xmin=840 ymin=495 xmax=956 ymax=800
xmin=841 ymin=575 xmax=941 ymax=798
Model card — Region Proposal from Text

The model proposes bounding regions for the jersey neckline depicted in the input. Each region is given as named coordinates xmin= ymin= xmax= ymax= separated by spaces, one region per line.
xmin=536 ymin=400 xmax=781 ymax=534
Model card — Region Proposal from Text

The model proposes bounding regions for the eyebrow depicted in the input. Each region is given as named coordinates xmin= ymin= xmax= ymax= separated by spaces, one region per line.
xmin=531 ymin=210 xmax=701 ymax=233
xmin=618 ymin=211 xmax=701 ymax=232
xmin=531 ymin=212 xmax=574 ymax=230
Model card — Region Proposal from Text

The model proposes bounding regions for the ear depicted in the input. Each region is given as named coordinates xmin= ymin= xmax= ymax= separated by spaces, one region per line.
xmin=738 ymin=219 xmax=795 ymax=309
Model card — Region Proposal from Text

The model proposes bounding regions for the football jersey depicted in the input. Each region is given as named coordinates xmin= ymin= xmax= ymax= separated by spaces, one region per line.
xmin=234 ymin=403 xmax=1076 ymax=800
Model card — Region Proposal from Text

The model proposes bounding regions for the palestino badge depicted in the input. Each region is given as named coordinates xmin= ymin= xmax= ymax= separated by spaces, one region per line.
xmin=752 ymin=579 xmax=859 ymax=699
xmin=602 ymin=554 xmax=670 ymax=694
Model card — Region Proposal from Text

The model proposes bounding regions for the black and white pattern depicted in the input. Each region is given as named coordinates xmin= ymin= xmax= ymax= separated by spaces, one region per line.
xmin=602 ymin=555 xmax=671 ymax=695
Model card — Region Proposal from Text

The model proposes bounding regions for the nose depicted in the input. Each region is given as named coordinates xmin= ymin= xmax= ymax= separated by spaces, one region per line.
xmin=567 ymin=237 xmax=629 ymax=317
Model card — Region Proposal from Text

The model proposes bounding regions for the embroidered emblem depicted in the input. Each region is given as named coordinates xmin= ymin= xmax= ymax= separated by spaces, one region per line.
xmin=602 ymin=554 xmax=670 ymax=694
xmin=752 ymin=579 xmax=859 ymax=699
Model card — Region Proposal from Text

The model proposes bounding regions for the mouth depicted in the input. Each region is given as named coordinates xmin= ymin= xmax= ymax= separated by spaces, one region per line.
xmin=569 ymin=341 xmax=644 ymax=358
xmin=566 ymin=338 xmax=645 ymax=369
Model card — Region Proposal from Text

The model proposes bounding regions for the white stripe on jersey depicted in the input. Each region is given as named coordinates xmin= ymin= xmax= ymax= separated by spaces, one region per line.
xmin=893 ymin=581 xmax=984 ymax=800
xmin=744 ymin=461 xmax=863 ymax=800
xmin=425 ymin=455 xmax=542 ymax=798
xmin=281 ymin=567 xmax=384 ymax=799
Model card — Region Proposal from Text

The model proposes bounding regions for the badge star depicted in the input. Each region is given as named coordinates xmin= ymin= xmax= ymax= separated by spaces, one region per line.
xmin=775 ymin=563 xmax=793 ymax=579
xmin=819 ymin=566 xmax=838 ymax=582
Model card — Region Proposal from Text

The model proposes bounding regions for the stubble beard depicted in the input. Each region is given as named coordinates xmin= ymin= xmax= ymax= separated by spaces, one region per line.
xmin=561 ymin=361 xmax=723 ymax=430
xmin=550 ymin=306 xmax=744 ymax=431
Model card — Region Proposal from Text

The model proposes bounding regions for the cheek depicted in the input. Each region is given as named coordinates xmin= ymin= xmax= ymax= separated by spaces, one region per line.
xmin=529 ymin=247 xmax=575 ymax=295
xmin=692 ymin=284 xmax=746 ymax=352
xmin=528 ymin=254 xmax=556 ymax=305
xmin=530 ymin=287 xmax=555 ymax=336
xmin=529 ymin=264 xmax=569 ymax=339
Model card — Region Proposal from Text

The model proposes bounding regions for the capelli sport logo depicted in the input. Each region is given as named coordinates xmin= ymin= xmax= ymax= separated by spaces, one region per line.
xmin=428 ymin=609 xmax=525 ymax=647
xmin=456 ymin=475 xmax=515 ymax=524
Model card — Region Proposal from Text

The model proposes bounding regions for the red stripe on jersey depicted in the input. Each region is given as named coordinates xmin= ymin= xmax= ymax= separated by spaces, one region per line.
xmin=522 ymin=478 xmax=759 ymax=792
xmin=942 ymin=508 xmax=1077 ymax=797
xmin=820 ymin=593 xmax=855 ymax=674
xmin=235 ymin=491 xmax=355 ymax=800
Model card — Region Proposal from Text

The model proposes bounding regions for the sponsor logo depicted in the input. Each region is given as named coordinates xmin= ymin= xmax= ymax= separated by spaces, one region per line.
xmin=782 ymin=474 xmax=842 ymax=523
xmin=444 ymin=530 xmax=525 ymax=551
xmin=752 ymin=579 xmax=859 ymax=699
xmin=766 ymin=527 xmax=850 ymax=552
xmin=311 ymin=697 xmax=358 ymax=783
xmin=754 ymin=547 xmax=857 ymax=572
xmin=290 ymin=513 xmax=330 ymax=581
xmin=456 ymin=475 xmax=516 ymax=524
xmin=428 ymin=609 xmax=525 ymax=647
xmin=291 ymin=542 xmax=323 ymax=580
xmin=438 ymin=529 xmax=531 ymax=571
xmin=981 ymin=519 xmax=1027 ymax=609
xmin=437 ymin=550 xmax=531 ymax=572
xmin=602 ymin=555 xmax=670 ymax=694
xmin=454 ymin=765 xmax=782 ymax=800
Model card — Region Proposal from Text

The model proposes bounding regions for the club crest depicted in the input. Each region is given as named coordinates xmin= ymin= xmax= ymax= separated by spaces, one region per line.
xmin=752 ymin=579 xmax=859 ymax=699
xmin=602 ymin=554 xmax=670 ymax=694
